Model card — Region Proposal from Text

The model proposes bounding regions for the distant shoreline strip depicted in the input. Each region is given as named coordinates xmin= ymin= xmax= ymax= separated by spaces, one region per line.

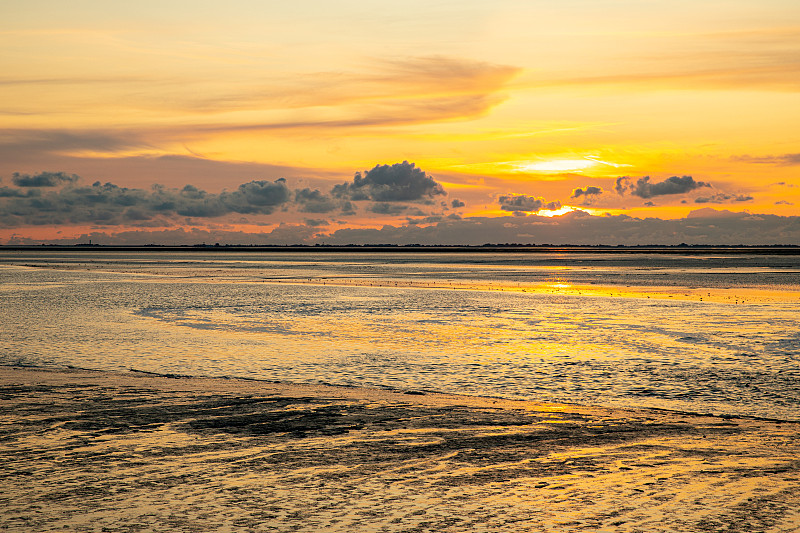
xmin=2 ymin=244 xmax=800 ymax=255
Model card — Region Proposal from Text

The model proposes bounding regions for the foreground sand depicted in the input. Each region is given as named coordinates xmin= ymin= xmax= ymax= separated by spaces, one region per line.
xmin=1 ymin=367 xmax=798 ymax=532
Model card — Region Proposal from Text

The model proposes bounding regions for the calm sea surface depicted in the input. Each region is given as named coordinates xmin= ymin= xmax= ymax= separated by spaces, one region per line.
xmin=1 ymin=250 xmax=799 ymax=420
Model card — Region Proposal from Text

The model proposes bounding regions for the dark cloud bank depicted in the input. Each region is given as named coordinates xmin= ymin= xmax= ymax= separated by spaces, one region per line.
xmin=11 ymin=171 xmax=79 ymax=187
xmin=0 ymin=177 xmax=293 ymax=226
xmin=615 ymin=176 xmax=710 ymax=198
xmin=577 ymin=176 xmax=750 ymax=207
xmin=332 ymin=161 xmax=445 ymax=202
xmin=3 ymin=169 xmax=798 ymax=245
xmin=8 ymin=209 xmax=799 ymax=246
xmin=316 ymin=210 xmax=800 ymax=246
xmin=571 ymin=186 xmax=603 ymax=198
xmin=498 ymin=194 xmax=561 ymax=215
xmin=695 ymin=192 xmax=753 ymax=204
xmin=0 ymin=163 xmax=443 ymax=227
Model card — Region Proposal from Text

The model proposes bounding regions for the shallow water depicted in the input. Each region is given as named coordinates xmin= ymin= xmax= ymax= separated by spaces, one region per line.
xmin=1 ymin=250 xmax=799 ymax=419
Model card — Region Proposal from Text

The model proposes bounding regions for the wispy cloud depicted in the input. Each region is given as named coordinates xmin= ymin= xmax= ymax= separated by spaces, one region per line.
xmin=0 ymin=56 xmax=520 ymax=161
xmin=185 ymin=56 xmax=521 ymax=114
xmin=0 ymin=129 xmax=150 ymax=158
xmin=195 ymin=94 xmax=508 ymax=133
xmin=524 ymin=28 xmax=800 ymax=92
xmin=733 ymin=153 xmax=800 ymax=166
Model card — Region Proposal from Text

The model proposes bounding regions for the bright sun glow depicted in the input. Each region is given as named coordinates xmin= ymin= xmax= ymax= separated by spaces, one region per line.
xmin=516 ymin=157 xmax=632 ymax=173
xmin=536 ymin=205 xmax=579 ymax=217
xmin=2 ymin=1 xmax=799 ymax=245
xmin=519 ymin=159 xmax=598 ymax=172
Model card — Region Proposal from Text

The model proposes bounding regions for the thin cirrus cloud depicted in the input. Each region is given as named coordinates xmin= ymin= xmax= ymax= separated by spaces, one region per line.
xmin=190 ymin=56 xmax=521 ymax=114
xmin=733 ymin=153 xmax=800 ymax=165
xmin=75 ymin=56 xmax=516 ymax=124
xmin=2 ymin=95 xmax=503 ymax=162
xmin=0 ymin=129 xmax=149 ymax=159
xmin=197 ymin=94 xmax=508 ymax=133
xmin=542 ymin=61 xmax=800 ymax=92
xmin=525 ymin=29 xmax=800 ymax=92
xmin=69 ymin=56 xmax=519 ymax=116
xmin=369 ymin=56 xmax=522 ymax=96
xmin=0 ymin=56 xmax=521 ymax=160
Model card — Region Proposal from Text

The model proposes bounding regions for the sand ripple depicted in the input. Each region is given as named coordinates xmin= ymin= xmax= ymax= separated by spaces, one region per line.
xmin=1 ymin=367 xmax=798 ymax=532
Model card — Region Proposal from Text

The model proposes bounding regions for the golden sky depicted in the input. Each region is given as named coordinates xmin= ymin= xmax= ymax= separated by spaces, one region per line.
xmin=1 ymin=1 xmax=799 ymax=244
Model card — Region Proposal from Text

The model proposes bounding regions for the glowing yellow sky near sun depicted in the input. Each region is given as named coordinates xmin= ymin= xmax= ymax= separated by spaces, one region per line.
xmin=1 ymin=0 xmax=799 ymax=242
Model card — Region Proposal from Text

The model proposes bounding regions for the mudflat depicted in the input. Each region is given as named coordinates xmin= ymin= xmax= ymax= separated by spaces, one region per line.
xmin=1 ymin=366 xmax=798 ymax=532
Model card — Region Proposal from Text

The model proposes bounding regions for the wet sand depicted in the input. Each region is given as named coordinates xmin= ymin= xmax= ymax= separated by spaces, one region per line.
xmin=1 ymin=366 xmax=798 ymax=532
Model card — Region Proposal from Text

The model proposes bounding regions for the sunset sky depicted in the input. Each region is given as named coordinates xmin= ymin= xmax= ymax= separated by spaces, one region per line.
xmin=2 ymin=0 xmax=799 ymax=245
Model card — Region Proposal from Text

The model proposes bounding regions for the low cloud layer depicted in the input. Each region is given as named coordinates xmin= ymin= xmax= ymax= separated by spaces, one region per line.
xmin=0 ymin=178 xmax=291 ymax=227
xmin=370 ymin=202 xmax=409 ymax=215
xmin=695 ymin=193 xmax=753 ymax=204
xmin=2 ymin=166 xmax=797 ymax=246
xmin=498 ymin=194 xmax=560 ymax=214
xmin=319 ymin=210 xmax=800 ymax=246
xmin=294 ymin=188 xmax=340 ymax=214
xmin=5 ymin=208 xmax=799 ymax=246
xmin=0 ymin=187 xmax=31 ymax=198
xmin=616 ymin=176 xmax=710 ymax=198
xmin=571 ymin=186 xmax=603 ymax=198
xmin=0 ymin=162 xmax=447 ymax=227
xmin=332 ymin=161 xmax=446 ymax=202
xmin=12 ymin=171 xmax=79 ymax=187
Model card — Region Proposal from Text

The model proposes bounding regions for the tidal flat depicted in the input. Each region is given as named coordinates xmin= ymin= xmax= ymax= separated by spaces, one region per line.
xmin=1 ymin=366 xmax=798 ymax=532
xmin=3 ymin=250 xmax=800 ymax=421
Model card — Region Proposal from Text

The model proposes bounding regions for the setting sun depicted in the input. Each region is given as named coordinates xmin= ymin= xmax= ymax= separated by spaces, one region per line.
xmin=536 ymin=205 xmax=581 ymax=217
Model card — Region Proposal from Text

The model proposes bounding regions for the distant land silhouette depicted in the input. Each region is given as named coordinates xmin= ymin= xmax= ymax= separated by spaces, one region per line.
xmin=2 ymin=244 xmax=798 ymax=254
